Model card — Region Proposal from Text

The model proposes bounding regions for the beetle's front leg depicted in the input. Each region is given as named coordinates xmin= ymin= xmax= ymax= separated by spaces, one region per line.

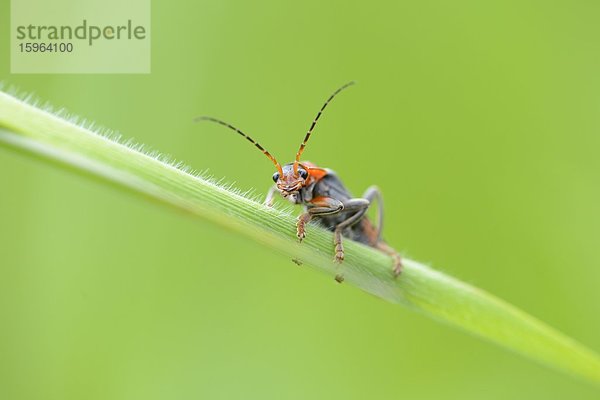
xmin=296 ymin=196 xmax=344 ymax=242
xmin=264 ymin=185 xmax=278 ymax=207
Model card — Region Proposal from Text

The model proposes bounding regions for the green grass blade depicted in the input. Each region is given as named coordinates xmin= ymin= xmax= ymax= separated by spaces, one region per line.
xmin=1 ymin=90 xmax=599 ymax=386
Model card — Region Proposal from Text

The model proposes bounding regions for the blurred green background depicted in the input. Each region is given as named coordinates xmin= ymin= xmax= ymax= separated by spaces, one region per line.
xmin=1 ymin=1 xmax=600 ymax=399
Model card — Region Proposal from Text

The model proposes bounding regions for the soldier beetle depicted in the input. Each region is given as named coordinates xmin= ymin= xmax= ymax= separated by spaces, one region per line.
xmin=197 ymin=82 xmax=402 ymax=281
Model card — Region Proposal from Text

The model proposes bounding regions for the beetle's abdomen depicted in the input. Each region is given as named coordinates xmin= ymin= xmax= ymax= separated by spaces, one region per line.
xmin=315 ymin=214 xmax=379 ymax=246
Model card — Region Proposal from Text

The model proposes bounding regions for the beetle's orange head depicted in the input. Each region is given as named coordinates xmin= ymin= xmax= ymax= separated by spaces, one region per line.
xmin=272 ymin=163 xmax=309 ymax=201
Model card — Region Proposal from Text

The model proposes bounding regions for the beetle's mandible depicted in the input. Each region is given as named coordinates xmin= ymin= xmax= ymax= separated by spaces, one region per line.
xmin=196 ymin=82 xmax=402 ymax=281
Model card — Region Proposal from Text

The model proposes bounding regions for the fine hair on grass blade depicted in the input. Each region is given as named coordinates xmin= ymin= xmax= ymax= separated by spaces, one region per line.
xmin=0 ymin=89 xmax=599 ymax=387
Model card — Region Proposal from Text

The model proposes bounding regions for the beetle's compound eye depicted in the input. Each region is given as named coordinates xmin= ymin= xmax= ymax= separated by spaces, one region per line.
xmin=298 ymin=169 xmax=308 ymax=179
xmin=272 ymin=172 xmax=280 ymax=182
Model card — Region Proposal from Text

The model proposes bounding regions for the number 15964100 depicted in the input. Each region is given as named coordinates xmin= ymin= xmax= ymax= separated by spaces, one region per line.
xmin=19 ymin=42 xmax=73 ymax=53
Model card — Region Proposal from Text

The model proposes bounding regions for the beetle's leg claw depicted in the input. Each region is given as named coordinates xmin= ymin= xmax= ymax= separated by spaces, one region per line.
xmin=296 ymin=214 xmax=310 ymax=242
xmin=393 ymin=258 xmax=403 ymax=276
xmin=296 ymin=226 xmax=306 ymax=242
xmin=333 ymin=231 xmax=344 ymax=263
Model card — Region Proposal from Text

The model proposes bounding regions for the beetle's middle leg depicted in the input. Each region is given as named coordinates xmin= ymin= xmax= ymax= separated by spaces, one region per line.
xmin=333 ymin=198 xmax=370 ymax=263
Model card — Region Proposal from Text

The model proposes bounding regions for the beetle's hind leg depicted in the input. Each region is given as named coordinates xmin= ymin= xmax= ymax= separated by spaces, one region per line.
xmin=361 ymin=186 xmax=383 ymax=242
xmin=362 ymin=186 xmax=403 ymax=276
xmin=376 ymin=242 xmax=403 ymax=276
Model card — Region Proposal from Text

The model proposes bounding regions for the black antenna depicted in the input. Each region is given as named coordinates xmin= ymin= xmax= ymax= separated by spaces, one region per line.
xmin=294 ymin=81 xmax=356 ymax=173
xmin=195 ymin=116 xmax=283 ymax=175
